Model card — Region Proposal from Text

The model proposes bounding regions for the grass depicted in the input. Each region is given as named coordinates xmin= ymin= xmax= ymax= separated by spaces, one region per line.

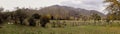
xmin=0 ymin=23 xmax=120 ymax=34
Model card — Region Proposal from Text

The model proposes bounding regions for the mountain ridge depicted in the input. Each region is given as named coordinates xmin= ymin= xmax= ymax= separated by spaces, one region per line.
xmin=39 ymin=5 xmax=105 ymax=17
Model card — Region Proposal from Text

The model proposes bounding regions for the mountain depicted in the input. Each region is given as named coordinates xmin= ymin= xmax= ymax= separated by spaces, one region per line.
xmin=38 ymin=5 xmax=105 ymax=17
xmin=25 ymin=5 xmax=105 ymax=19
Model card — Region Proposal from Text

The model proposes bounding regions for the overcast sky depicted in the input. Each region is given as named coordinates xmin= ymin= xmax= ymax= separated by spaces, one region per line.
xmin=0 ymin=0 xmax=107 ymax=13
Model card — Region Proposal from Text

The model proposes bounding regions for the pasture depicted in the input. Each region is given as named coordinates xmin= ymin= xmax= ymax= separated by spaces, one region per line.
xmin=0 ymin=20 xmax=120 ymax=34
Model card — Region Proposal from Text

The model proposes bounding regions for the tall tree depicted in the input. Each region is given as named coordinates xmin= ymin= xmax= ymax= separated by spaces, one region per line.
xmin=104 ymin=0 xmax=120 ymax=20
xmin=105 ymin=0 xmax=120 ymax=13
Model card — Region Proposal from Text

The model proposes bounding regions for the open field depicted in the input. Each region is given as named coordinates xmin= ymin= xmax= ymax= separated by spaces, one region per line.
xmin=1 ymin=22 xmax=120 ymax=34
xmin=50 ymin=20 xmax=120 ymax=27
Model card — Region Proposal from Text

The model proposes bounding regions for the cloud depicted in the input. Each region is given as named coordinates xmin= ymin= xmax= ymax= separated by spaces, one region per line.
xmin=60 ymin=0 xmax=106 ymax=13
xmin=0 ymin=0 xmax=68 ymax=10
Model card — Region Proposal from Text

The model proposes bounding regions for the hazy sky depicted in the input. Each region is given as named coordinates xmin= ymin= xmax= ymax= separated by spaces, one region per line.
xmin=0 ymin=0 xmax=106 ymax=13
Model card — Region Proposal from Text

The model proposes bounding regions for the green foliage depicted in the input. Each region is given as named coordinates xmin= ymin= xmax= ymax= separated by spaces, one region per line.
xmin=28 ymin=13 xmax=40 ymax=26
xmin=90 ymin=13 xmax=101 ymax=20
xmin=105 ymin=0 xmax=120 ymax=20
xmin=28 ymin=18 xmax=36 ymax=26
xmin=32 ymin=13 xmax=41 ymax=19
xmin=40 ymin=15 xmax=51 ymax=27
xmin=14 ymin=8 xmax=28 ymax=25
xmin=104 ymin=0 xmax=120 ymax=13
xmin=0 ymin=8 xmax=4 ymax=25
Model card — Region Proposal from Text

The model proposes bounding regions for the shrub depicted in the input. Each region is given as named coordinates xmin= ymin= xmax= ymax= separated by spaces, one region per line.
xmin=28 ymin=18 xmax=36 ymax=26
xmin=40 ymin=15 xmax=50 ymax=27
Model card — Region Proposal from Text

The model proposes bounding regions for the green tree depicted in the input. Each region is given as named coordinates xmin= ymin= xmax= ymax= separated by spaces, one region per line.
xmin=28 ymin=13 xmax=41 ymax=26
xmin=0 ymin=8 xmax=4 ymax=28
xmin=104 ymin=0 xmax=120 ymax=20
xmin=40 ymin=15 xmax=51 ymax=27
xmin=91 ymin=13 xmax=101 ymax=20
xmin=32 ymin=13 xmax=41 ymax=19
xmin=104 ymin=0 xmax=120 ymax=13
xmin=28 ymin=18 xmax=36 ymax=26
xmin=14 ymin=8 xmax=28 ymax=25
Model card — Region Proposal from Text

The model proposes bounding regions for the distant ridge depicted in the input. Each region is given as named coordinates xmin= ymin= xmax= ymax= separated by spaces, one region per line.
xmin=25 ymin=5 xmax=105 ymax=18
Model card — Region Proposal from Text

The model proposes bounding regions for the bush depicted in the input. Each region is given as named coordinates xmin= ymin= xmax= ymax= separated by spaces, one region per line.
xmin=40 ymin=16 xmax=50 ymax=27
xmin=28 ymin=18 xmax=36 ymax=26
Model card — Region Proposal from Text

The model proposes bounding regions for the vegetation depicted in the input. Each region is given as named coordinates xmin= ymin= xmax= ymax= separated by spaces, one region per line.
xmin=0 ymin=0 xmax=120 ymax=34
xmin=105 ymin=0 xmax=120 ymax=20
xmin=1 ymin=23 xmax=120 ymax=34
xmin=90 ymin=13 xmax=101 ymax=20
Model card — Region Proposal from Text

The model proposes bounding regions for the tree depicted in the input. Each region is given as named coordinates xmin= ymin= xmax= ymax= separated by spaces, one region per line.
xmin=28 ymin=18 xmax=36 ymax=26
xmin=51 ymin=16 xmax=54 ymax=20
xmin=0 ymin=8 xmax=4 ymax=28
xmin=14 ymin=8 xmax=28 ymax=25
xmin=40 ymin=15 xmax=51 ymax=27
xmin=2 ymin=12 xmax=10 ymax=22
xmin=91 ymin=13 xmax=101 ymax=20
xmin=32 ymin=13 xmax=41 ymax=19
xmin=104 ymin=0 xmax=120 ymax=20
xmin=104 ymin=0 xmax=120 ymax=13
xmin=28 ymin=13 xmax=41 ymax=26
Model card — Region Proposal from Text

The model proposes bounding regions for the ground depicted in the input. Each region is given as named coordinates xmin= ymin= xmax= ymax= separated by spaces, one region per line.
xmin=0 ymin=23 xmax=120 ymax=34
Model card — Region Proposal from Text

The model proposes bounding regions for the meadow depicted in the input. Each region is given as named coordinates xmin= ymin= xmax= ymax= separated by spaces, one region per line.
xmin=0 ymin=20 xmax=120 ymax=34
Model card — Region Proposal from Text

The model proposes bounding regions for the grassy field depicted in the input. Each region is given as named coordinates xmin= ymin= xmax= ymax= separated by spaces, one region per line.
xmin=0 ymin=23 xmax=120 ymax=34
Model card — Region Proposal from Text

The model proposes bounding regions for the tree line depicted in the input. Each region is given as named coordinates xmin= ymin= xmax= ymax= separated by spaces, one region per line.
xmin=0 ymin=7 xmax=103 ymax=28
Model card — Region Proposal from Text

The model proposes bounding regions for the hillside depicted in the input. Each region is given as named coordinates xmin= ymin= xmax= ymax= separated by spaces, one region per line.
xmin=22 ymin=5 xmax=105 ymax=19
xmin=38 ymin=5 xmax=105 ymax=17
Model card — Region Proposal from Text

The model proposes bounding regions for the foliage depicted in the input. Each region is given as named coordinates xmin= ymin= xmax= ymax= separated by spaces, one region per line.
xmin=40 ymin=15 xmax=51 ymax=27
xmin=32 ymin=13 xmax=41 ymax=19
xmin=13 ymin=8 xmax=28 ymax=25
xmin=105 ymin=0 xmax=120 ymax=20
xmin=90 ymin=13 xmax=101 ymax=20
xmin=0 ymin=8 xmax=3 ymax=25
xmin=28 ymin=18 xmax=36 ymax=26
xmin=104 ymin=0 xmax=120 ymax=13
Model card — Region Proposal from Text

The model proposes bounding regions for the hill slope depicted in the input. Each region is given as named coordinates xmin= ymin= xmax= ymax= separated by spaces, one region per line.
xmin=38 ymin=5 xmax=105 ymax=17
